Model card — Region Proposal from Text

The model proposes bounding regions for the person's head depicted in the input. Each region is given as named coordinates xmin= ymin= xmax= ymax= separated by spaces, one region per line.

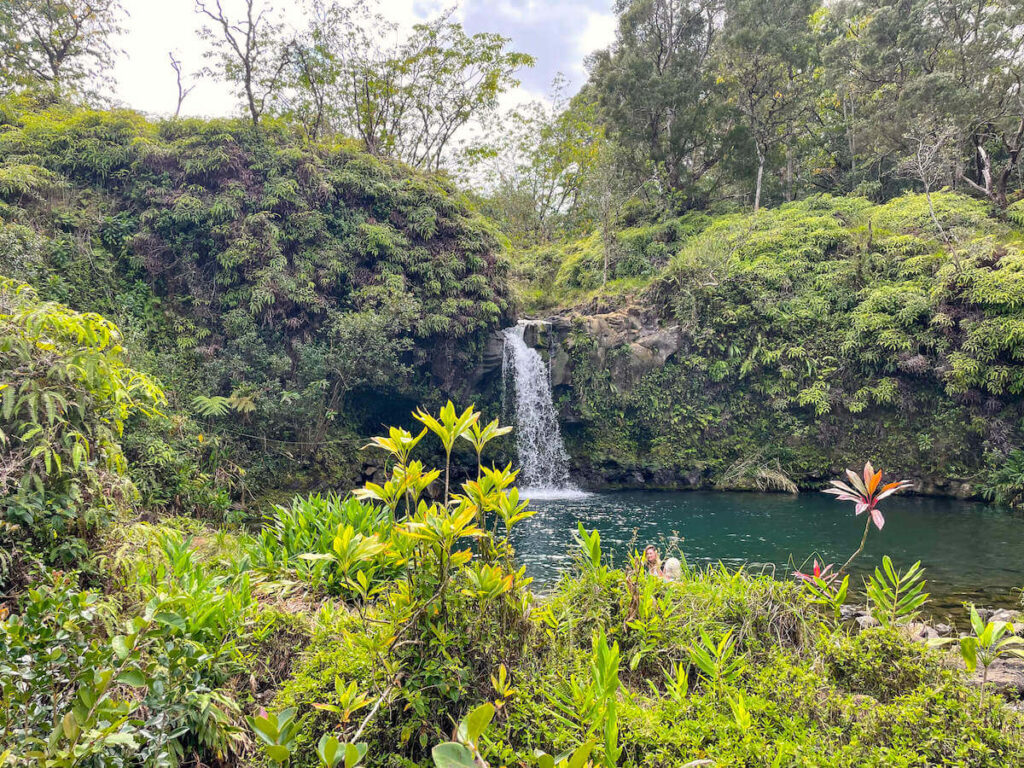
xmin=644 ymin=545 xmax=659 ymax=565
xmin=663 ymin=557 xmax=682 ymax=581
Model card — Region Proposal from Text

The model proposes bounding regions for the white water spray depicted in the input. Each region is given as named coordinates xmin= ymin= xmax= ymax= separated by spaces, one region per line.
xmin=501 ymin=322 xmax=588 ymax=499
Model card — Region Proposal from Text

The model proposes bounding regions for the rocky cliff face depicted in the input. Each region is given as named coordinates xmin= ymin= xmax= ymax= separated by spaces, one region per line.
xmin=508 ymin=310 xmax=705 ymax=489
xmin=510 ymin=310 xmax=980 ymax=499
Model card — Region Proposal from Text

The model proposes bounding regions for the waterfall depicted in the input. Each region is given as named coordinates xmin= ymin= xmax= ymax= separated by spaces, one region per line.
xmin=501 ymin=322 xmax=587 ymax=499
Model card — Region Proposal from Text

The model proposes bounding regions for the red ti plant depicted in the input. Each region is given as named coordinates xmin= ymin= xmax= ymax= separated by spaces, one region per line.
xmin=824 ymin=462 xmax=913 ymax=573
xmin=793 ymin=559 xmax=836 ymax=584
xmin=793 ymin=558 xmax=848 ymax=619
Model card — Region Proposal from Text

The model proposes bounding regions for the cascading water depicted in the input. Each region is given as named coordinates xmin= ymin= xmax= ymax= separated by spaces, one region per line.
xmin=501 ymin=322 xmax=588 ymax=499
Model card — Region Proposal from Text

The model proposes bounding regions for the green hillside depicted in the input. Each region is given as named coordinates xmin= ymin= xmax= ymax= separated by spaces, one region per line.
xmin=1 ymin=103 xmax=513 ymax=508
xmin=512 ymin=193 xmax=1024 ymax=501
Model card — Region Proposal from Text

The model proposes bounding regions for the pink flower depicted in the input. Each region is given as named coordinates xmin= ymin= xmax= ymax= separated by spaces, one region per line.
xmin=823 ymin=462 xmax=912 ymax=530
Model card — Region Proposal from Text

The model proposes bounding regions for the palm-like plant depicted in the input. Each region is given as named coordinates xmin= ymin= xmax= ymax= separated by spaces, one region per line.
xmin=362 ymin=426 xmax=427 ymax=467
xmin=824 ymin=462 xmax=912 ymax=572
xmin=865 ymin=556 xmax=928 ymax=627
xmin=929 ymin=604 xmax=1024 ymax=706
xmin=414 ymin=401 xmax=480 ymax=504
xmin=689 ymin=628 xmax=746 ymax=691
xmin=460 ymin=417 xmax=512 ymax=479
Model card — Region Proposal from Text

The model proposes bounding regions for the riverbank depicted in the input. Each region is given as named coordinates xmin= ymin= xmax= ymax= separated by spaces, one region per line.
xmin=512 ymin=490 xmax=1024 ymax=617
xmin=567 ymin=459 xmax=979 ymax=500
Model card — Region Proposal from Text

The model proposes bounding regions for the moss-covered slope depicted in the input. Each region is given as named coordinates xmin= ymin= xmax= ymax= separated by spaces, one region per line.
xmin=0 ymin=102 xmax=513 ymax=498
xmin=517 ymin=193 xmax=1024 ymax=498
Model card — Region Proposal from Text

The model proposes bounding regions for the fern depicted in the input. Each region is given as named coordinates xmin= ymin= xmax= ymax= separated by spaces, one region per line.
xmin=191 ymin=395 xmax=233 ymax=418
xmin=865 ymin=556 xmax=929 ymax=627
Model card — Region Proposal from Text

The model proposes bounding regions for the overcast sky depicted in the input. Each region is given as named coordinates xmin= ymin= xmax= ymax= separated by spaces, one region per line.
xmin=113 ymin=0 xmax=618 ymax=119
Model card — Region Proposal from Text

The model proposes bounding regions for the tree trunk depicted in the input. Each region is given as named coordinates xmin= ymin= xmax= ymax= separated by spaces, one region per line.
xmin=246 ymin=77 xmax=260 ymax=128
xmin=754 ymin=150 xmax=765 ymax=214
xmin=601 ymin=190 xmax=612 ymax=285
xmin=785 ymin=145 xmax=794 ymax=203
xmin=602 ymin=226 xmax=610 ymax=286
xmin=924 ymin=183 xmax=947 ymax=243
xmin=848 ymin=95 xmax=856 ymax=179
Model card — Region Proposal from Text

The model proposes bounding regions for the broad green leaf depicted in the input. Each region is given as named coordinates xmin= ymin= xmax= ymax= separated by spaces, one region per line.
xmin=317 ymin=734 xmax=341 ymax=768
xmin=111 ymin=635 xmax=131 ymax=660
xmin=117 ymin=669 xmax=147 ymax=687
xmin=567 ymin=742 xmax=595 ymax=768
xmin=431 ymin=742 xmax=477 ymax=768
xmin=960 ymin=637 xmax=978 ymax=672
xmin=61 ymin=711 xmax=79 ymax=741
xmin=457 ymin=702 xmax=494 ymax=745
xmin=266 ymin=744 xmax=292 ymax=764
xmin=344 ymin=742 xmax=367 ymax=768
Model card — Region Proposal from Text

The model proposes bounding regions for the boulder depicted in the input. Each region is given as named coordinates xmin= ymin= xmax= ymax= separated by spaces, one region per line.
xmin=461 ymin=328 xmax=506 ymax=393
xmin=856 ymin=615 xmax=880 ymax=631
xmin=522 ymin=320 xmax=550 ymax=349
xmin=971 ymin=657 xmax=1024 ymax=698
xmin=480 ymin=330 xmax=505 ymax=373
xmin=840 ymin=604 xmax=865 ymax=620
xmin=550 ymin=345 xmax=572 ymax=388
xmin=563 ymin=309 xmax=683 ymax=392
xmin=990 ymin=609 xmax=1024 ymax=625
xmin=905 ymin=622 xmax=940 ymax=643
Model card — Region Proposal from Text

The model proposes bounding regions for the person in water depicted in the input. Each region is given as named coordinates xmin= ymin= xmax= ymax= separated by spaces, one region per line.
xmin=663 ymin=557 xmax=682 ymax=581
xmin=643 ymin=545 xmax=663 ymax=577
xmin=644 ymin=545 xmax=683 ymax=581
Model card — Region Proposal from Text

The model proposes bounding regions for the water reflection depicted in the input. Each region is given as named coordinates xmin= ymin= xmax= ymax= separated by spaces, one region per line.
xmin=510 ymin=490 xmax=1024 ymax=615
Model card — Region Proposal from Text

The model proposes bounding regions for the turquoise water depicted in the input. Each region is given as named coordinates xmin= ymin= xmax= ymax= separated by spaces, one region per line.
xmin=510 ymin=490 xmax=1024 ymax=614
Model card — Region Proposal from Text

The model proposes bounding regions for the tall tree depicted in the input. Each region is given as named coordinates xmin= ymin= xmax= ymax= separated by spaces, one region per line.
xmin=459 ymin=78 xmax=604 ymax=243
xmin=942 ymin=0 xmax=1024 ymax=207
xmin=288 ymin=2 xmax=531 ymax=169
xmin=196 ymin=0 xmax=288 ymax=128
xmin=285 ymin=0 xmax=370 ymax=142
xmin=0 ymin=0 xmax=125 ymax=101
xmin=824 ymin=0 xmax=1024 ymax=206
xmin=588 ymin=0 xmax=724 ymax=203
xmin=717 ymin=0 xmax=819 ymax=211
xmin=395 ymin=17 xmax=534 ymax=171
xmin=898 ymin=120 xmax=958 ymax=241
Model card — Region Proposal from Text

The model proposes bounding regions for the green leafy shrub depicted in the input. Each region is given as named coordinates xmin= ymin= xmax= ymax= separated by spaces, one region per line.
xmin=0 ymin=566 xmax=249 ymax=766
xmin=0 ymin=569 xmax=116 ymax=747
xmin=865 ymin=557 xmax=929 ymax=627
xmin=980 ymin=449 xmax=1024 ymax=508
xmin=268 ymin=403 xmax=540 ymax=765
xmin=930 ymin=604 xmax=1024 ymax=696
xmin=254 ymin=493 xmax=397 ymax=596
xmin=822 ymin=627 xmax=949 ymax=703
xmin=0 ymin=277 xmax=165 ymax=578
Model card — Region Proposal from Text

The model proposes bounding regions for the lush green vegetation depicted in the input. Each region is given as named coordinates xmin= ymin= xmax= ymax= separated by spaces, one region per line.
xmin=514 ymin=193 xmax=1024 ymax=500
xmin=0 ymin=100 xmax=513 ymax=524
xmin=5 ymin=1 xmax=1024 ymax=766
xmin=0 ymin=277 xmax=166 ymax=582
xmin=4 ymin=402 xmax=1024 ymax=767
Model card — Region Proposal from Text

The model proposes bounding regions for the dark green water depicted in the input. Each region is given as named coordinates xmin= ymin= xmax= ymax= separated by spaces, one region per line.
xmin=510 ymin=490 xmax=1024 ymax=615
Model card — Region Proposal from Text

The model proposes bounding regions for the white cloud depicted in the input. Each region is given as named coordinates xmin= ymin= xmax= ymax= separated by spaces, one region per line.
xmin=576 ymin=10 xmax=617 ymax=74
xmin=111 ymin=0 xmax=610 ymax=119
